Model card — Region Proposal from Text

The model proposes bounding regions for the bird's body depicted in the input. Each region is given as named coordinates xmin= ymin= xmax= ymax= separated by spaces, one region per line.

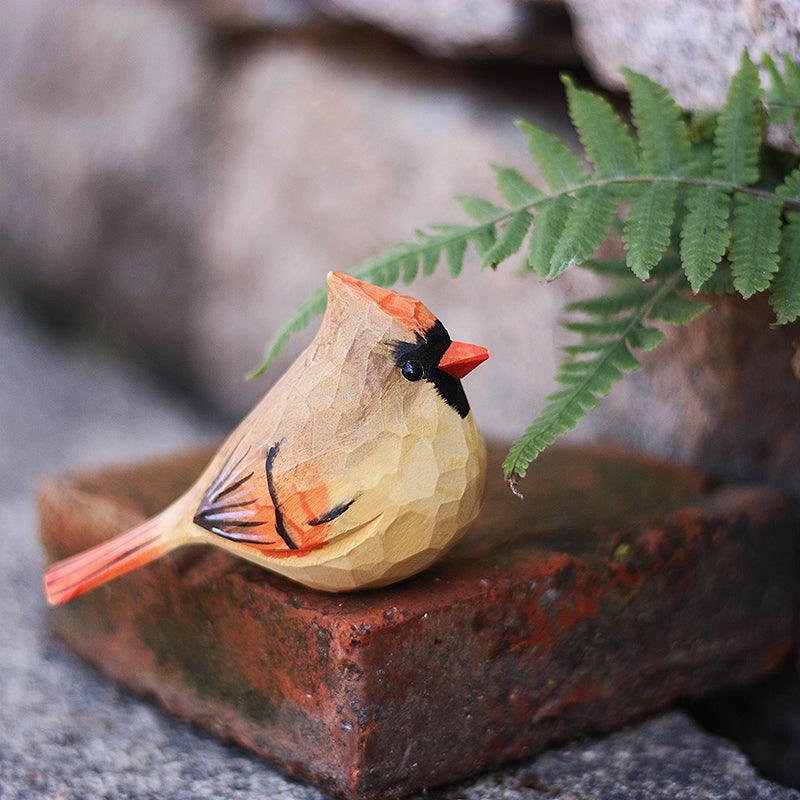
xmin=44 ymin=272 xmax=488 ymax=604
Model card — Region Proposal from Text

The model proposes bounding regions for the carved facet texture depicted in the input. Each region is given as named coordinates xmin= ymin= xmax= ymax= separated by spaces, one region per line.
xmin=44 ymin=272 xmax=488 ymax=602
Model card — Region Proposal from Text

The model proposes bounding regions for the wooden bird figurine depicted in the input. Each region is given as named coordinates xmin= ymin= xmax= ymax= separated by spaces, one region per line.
xmin=44 ymin=272 xmax=489 ymax=604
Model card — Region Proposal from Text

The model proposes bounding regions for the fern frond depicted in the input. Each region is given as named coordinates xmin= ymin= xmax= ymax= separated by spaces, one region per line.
xmin=528 ymin=196 xmax=571 ymax=277
xmin=490 ymin=164 xmax=543 ymax=206
xmin=440 ymin=231 xmax=468 ymax=277
xmin=624 ymin=183 xmax=677 ymax=278
xmin=256 ymin=51 xmax=800 ymax=484
xmin=562 ymin=75 xmax=639 ymax=177
xmin=456 ymin=195 xmax=502 ymax=221
xmin=247 ymin=287 xmax=328 ymax=379
xmin=621 ymin=68 xmax=693 ymax=174
xmin=483 ymin=211 xmax=533 ymax=268
xmin=770 ymin=211 xmax=800 ymax=324
xmin=729 ymin=196 xmax=782 ymax=297
xmin=565 ymin=283 xmax=658 ymax=315
xmin=713 ymin=50 xmax=763 ymax=186
xmin=469 ymin=224 xmax=497 ymax=259
xmin=503 ymin=269 xmax=703 ymax=480
xmin=549 ymin=186 xmax=621 ymax=278
xmin=680 ymin=187 xmax=731 ymax=291
xmin=650 ymin=292 xmax=711 ymax=324
xmin=578 ymin=259 xmax=632 ymax=277
xmin=402 ymin=253 xmax=419 ymax=284
xmin=516 ymin=120 xmax=587 ymax=191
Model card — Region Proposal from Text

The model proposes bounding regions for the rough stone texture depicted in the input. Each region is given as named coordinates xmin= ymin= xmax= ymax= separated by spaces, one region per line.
xmin=0 ymin=0 xmax=591 ymax=432
xmin=0 ymin=0 xmax=212 ymax=378
xmin=184 ymin=0 xmax=577 ymax=60
xmin=565 ymin=0 xmax=800 ymax=150
xmin=40 ymin=440 xmax=796 ymax=799
xmin=690 ymin=663 xmax=800 ymax=790
xmin=591 ymin=292 xmax=800 ymax=496
xmin=310 ymin=0 xmax=575 ymax=61
xmin=450 ymin=712 xmax=800 ymax=800
xmin=187 ymin=0 xmax=318 ymax=30
xmin=0 ymin=0 xmax=799 ymax=521
xmin=1 ymin=291 xmax=797 ymax=799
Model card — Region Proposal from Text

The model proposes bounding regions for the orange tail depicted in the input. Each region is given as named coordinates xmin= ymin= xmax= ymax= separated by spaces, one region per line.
xmin=44 ymin=516 xmax=176 ymax=606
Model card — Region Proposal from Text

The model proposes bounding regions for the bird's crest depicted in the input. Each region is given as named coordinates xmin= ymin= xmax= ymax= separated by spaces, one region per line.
xmin=327 ymin=272 xmax=435 ymax=335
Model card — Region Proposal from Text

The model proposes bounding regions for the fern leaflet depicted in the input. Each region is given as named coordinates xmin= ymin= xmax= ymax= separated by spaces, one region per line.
xmin=729 ymin=197 xmax=782 ymax=297
xmin=502 ymin=269 xmax=709 ymax=480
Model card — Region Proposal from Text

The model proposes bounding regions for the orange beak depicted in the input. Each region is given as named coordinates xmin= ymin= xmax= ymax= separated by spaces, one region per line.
xmin=438 ymin=340 xmax=489 ymax=379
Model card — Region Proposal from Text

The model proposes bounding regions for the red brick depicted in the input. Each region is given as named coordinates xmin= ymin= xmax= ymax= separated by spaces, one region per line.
xmin=38 ymin=445 xmax=797 ymax=799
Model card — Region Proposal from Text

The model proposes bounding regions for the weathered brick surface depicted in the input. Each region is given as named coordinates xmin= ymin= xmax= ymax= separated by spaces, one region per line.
xmin=39 ymin=445 xmax=797 ymax=800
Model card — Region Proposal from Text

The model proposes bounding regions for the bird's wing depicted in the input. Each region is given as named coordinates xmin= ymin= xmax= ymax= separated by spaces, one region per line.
xmin=193 ymin=441 xmax=354 ymax=554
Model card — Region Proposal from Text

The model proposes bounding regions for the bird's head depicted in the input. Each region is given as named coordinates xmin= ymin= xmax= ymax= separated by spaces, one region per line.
xmin=323 ymin=272 xmax=488 ymax=418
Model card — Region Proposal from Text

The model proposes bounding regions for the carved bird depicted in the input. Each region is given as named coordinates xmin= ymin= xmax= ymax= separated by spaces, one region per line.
xmin=44 ymin=272 xmax=489 ymax=604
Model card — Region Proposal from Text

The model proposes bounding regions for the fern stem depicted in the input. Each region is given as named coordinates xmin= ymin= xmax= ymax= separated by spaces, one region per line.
xmin=491 ymin=175 xmax=800 ymax=221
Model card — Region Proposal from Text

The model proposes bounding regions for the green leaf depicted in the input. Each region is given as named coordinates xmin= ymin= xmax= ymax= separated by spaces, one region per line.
xmin=702 ymin=261 xmax=736 ymax=294
xmin=563 ymin=317 xmax=635 ymax=335
xmin=549 ymin=186 xmax=621 ymax=279
xmin=713 ymin=50 xmax=763 ymax=186
xmin=528 ymin=196 xmax=571 ymax=278
xmin=516 ymin=120 xmax=587 ymax=191
xmin=578 ymin=258 xmax=632 ymax=277
xmin=680 ymin=187 xmax=731 ymax=291
xmin=783 ymin=54 xmax=800 ymax=97
xmin=469 ymin=224 xmax=496 ymax=258
xmin=628 ymin=324 xmax=666 ymax=351
xmin=503 ymin=269 xmax=709 ymax=481
xmin=445 ymin=237 xmax=468 ymax=277
xmin=778 ymin=167 xmax=800 ymax=201
xmin=623 ymin=182 xmax=677 ymax=278
xmin=456 ymin=195 xmax=503 ymax=221
xmin=763 ymin=54 xmax=795 ymax=124
xmin=650 ymin=293 xmax=711 ymax=324
xmin=770 ymin=212 xmax=800 ymax=324
xmin=729 ymin=196 xmax=782 ymax=298
xmin=621 ymin=68 xmax=693 ymax=174
xmin=248 ymin=286 xmax=327 ymax=378
xmin=565 ymin=284 xmax=658 ymax=315
xmin=483 ymin=211 xmax=533 ymax=268
xmin=401 ymin=253 xmax=418 ymax=284
xmin=562 ymin=75 xmax=639 ymax=177
xmin=421 ymin=240 xmax=441 ymax=276
xmin=490 ymin=164 xmax=543 ymax=206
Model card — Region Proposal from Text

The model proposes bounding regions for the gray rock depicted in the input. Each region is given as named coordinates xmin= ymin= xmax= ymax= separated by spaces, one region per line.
xmin=564 ymin=0 xmax=800 ymax=150
xmin=442 ymin=712 xmax=800 ymax=799
xmin=185 ymin=0 xmax=317 ymax=30
xmin=0 ymin=0 xmax=212 ymax=374
xmin=1 ymin=0 xmax=800 ymax=505
xmin=591 ymin=292 xmax=800 ymax=496
xmin=312 ymin=0 xmax=574 ymax=60
xmin=180 ymin=0 xmax=576 ymax=61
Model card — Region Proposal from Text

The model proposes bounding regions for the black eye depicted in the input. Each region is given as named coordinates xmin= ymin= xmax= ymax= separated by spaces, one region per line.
xmin=401 ymin=360 xmax=423 ymax=381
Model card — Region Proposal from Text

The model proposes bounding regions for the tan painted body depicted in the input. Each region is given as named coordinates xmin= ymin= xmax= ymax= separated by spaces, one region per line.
xmin=44 ymin=273 xmax=487 ymax=603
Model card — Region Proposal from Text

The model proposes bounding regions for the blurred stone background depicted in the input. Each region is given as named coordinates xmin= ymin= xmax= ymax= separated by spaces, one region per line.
xmin=2 ymin=0 xmax=800 ymax=494
xmin=1 ymin=1 xmax=800 ymax=797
